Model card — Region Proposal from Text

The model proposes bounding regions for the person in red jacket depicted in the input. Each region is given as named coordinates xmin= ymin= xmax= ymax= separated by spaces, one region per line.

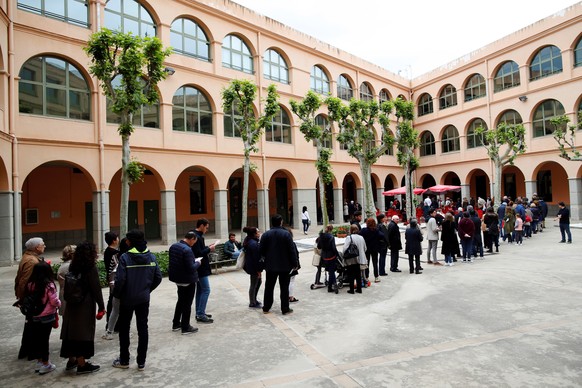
xmin=458 ymin=212 xmax=475 ymax=263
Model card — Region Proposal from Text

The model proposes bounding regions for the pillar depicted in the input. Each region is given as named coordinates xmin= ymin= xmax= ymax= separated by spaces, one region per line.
xmin=376 ymin=188 xmax=385 ymax=212
xmin=356 ymin=188 xmax=364 ymax=208
xmin=293 ymin=188 xmax=317 ymax=229
xmin=93 ymin=191 xmax=110 ymax=252
xmin=257 ymin=189 xmax=268 ymax=232
xmin=0 ymin=192 xmax=15 ymax=266
xmin=569 ymin=178 xmax=582 ymax=221
xmin=214 ymin=189 xmax=228 ymax=239
xmin=460 ymin=184 xmax=470 ymax=201
xmin=161 ymin=190 xmax=176 ymax=244
xmin=525 ymin=180 xmax=536 ymax=201
xmin=333 ymin=188 xmax=344 ymax=224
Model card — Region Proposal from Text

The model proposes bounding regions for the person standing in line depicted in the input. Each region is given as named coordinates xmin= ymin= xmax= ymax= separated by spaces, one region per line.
xmin=57 ymin=244 xmax=75 ymax=317
xmin=483 ymin=207 xmax=500 ymax=253
xmin=260 ymin=214 xmax=298 ymax=315
xmin=112 ymin=230 xmax=162 ymax=371
xmin=426 ymin=209 xmax=442 ymax=265
xmin=25 ymin=261 xmax=61 ymax=375
xmin=469 ymin=208 xmax=484 ymax=258
xmin=556 ymin=201 xmax=572 ymax=243
xmin=387 ymin=215 xmax=403 ymax=273
xmin=301 ymin=206 xmax=311 ymax=235
xmin=377 ymin=214 xmax=389 ymax=276
xmin=60 ymin=241 xmax=105 ymax=374
xmin=242 ymin=227 xmax=263 ymax=308
xmin=440 ymin=212 xmax=458 ymax=266
xmin=458 ymin=212 xmax=475 ymax=263
xmin=168 ymin=231 xmax=200 ymax=335
xmin=360 ymin=217 xmax=384 ymax=283
xmin=343 ymin=201 xmax=350 ymax=222
xmin=343 ymin=225 xmax=367 ymax=293
xmin=351 ymin=211 xmax=363 ymax=231
xmin=514 ymin=214 xmax=524 ymax=245
xmin=15 ymin=238 xmax=46 ymax=360
xmin=404 ymin=219 xmax=423 ymax=274
xmin=102 ymin=232 xmax=119 ymax=336
xmin=317 ymin=225 xmax=339 ymax=293
xmin=192 ymin=218 xmax=217 ymax=324
xmin=503 ymin=203 xmax=516 ymax=244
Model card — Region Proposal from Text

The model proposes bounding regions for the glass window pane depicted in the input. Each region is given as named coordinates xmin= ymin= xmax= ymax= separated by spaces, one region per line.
xmin=124 ymin=0 xmax=139 ymax=17
xmin=232 ymin=53 xmax=242 ymax=69
xmin=19 ymin=83 xmax=42 ymax=114
xmin=200 ymin=112 xmax=213 ymax=134
xmin=198 ymin=42 xmax=209 ymax=59
xmin=171 ymin=31 xmax=182 ymax=51
xmin=20 ymin=57 xmax=42 ymax=82
xmin=173 ymin=108 xmax=185 ymax=131
xmin=186 ymin=110 xmax=198 ymax=132
xmin=106 ymin=0 xmax=121 ymax=12
xmin=45 ymin=0 xmax=65 ymax=16
xmin=105 ymin=13 xmax=122 ymax=30
xmin=198 ymin=96 xmax=210 ymax=113
xmin=184 ymin=37 xmax=196 ymax=54
xmin=19 ymin=0 xmax=41 ymax=8
xmin=142 ymin=22 xmax=155 ymax=37
xmin=68 ymin=1 xmax=88 ymax=22
xmin=142 ymin=104 xmax=159 ymax=128
xmin=46 ymin=87 xmax=66 ymax=116
xmin=124 ymin=17 xmax=139 ymax=35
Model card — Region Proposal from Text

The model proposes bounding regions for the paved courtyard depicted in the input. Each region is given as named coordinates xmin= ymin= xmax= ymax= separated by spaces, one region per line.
xmin=0 ymin=221 xmax=581 ymax=387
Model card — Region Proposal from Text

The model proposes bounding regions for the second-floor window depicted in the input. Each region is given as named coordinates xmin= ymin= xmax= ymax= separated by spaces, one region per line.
xmin=17 ymin=0 xmax=89 ymax=27
xmin=222 ymin=35 xmax=253 ymax=74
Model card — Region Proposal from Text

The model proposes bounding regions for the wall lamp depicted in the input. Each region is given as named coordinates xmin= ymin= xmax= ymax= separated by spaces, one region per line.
xmin=164 ymin=66 xmax=176 ymax=76
xmin=518 ymin=95 xmax=527 ymax=102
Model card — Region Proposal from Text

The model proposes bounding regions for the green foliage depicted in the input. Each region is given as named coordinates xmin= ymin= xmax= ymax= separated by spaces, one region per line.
xmin=552 ymin=112 xmax=582 ymax=161
xmin=476 ymin=122 xmax=526 ymax=165
xmin=126 ymin=157 xmax=145 ymax=184
xmin=331 ymin=225 xmax=350 ymax=236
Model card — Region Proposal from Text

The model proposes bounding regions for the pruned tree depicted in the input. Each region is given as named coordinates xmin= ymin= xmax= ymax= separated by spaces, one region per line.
xmin=393 ymin=98 xmax=420 ymax=222
xmin=326 ymin=97 xmax=394 ymax=219
xmin=85 ymin=28 xmax=171 ymax=236
xmin=552 ymin=111 xmax=582 ymax=161
xmin=222 ymin=80 xmax=279 ymax=238
xmin=290 ymin=91 xmax=334 ymax=226
xmin=476 ymin=122 xmax=526 ymax=210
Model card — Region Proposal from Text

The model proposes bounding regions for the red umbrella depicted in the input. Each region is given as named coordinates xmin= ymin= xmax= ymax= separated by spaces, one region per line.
xmin=382 ymin=186 xmax=426 ymax=196
xmin=424 ymin=185 xmax=461 ymax=194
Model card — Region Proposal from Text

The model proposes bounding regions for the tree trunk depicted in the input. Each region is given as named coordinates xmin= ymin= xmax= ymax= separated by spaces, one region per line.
xmin=493 ymin=158 xmax=502 ymax=212
xmin=359 ymin=159 xmax=375 ymax=219
xmin=315 ymin=144 xmax=329 ymax=227
xmin=120 ymin=133 xmax=130 ymax=237
xmin=241 ymin=144 xmax=250 ymax=241
xmin=404 ymin=159 xmax=414 ymax=223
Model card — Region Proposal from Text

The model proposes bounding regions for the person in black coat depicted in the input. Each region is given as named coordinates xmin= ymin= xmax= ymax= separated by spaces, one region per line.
xmin=440 ymin=213 xmax=459 ymax=266
xmin=192 ymin=219 xmax=217 ymax=324
xmin=377 ymin=214 xmax=389 ymax=276
xmin=259 ymin=215 xmax=299 ymax=315
xmin=359 ymin=218 xmax=384 ymax=283
xmin=242 ymin=227 xmax=263 ymax=308
xmin=316 ymin=225 xmax=338 ymax=293
xmin=404 ymin=219 xmax=423 ymax=274
xmin=386 ymin=215 xmax=402 ymax=273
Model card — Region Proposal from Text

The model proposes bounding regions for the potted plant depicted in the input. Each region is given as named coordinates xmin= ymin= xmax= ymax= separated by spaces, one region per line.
xmin=333 ymin=225 xmax=349 ymax=238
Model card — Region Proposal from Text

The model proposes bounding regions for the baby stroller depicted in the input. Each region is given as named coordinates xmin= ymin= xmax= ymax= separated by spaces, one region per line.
xmin=334 ymin=253 xmax=348 ymax=289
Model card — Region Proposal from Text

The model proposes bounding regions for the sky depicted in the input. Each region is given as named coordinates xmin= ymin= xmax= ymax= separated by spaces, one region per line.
xmin=230 ymin=0 xmax=580 ymax=78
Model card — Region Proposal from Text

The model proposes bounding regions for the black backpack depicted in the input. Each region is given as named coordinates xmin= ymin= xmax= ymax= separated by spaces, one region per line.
xmin=17 ymin=289 xmax=45 ymax=317
xmin=64 ymin=272 xmax=87 ymax=304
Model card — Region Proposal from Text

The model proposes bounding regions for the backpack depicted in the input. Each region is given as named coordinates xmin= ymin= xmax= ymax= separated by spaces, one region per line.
xmin=18 ymin=289 xmax=45 ymax=317
xmin=64 ymin=272 xmax=87 ymax=305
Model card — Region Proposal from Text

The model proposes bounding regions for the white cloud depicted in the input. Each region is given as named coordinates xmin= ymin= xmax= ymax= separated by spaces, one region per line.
xmin=230 ymin=0 xmax=580 ymax=77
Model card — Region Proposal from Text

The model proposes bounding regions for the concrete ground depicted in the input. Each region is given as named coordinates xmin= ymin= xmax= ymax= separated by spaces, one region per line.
xmin=1 ymin=221 xmax=581 ymax=387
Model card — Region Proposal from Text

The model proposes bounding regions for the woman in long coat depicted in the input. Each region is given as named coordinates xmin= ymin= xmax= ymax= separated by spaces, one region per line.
xmin=404 ymin=219 xmax=423 ymax=274
xmin=440 ymin=212 xmax=459 ymax=266
xmin=60 ymin=241 xmax=105 ymax=374
xmin=503 ymin=203 xmax=516 ymax=243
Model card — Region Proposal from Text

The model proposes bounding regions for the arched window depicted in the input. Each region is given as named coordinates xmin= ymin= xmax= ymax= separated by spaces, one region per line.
xmin=19 ymin=56 xmax=91 ymax=120
xmin=266 ymin=107 xmax=291 ymax=143
xmin=533 ymin=99 xmax=565 ymax=137
xmin=104 ymin=0 xmax=156 ymax=37
xmin=310 ymin=65 xmax=329 ymax=95
xmin=106 ymin=76 xmax=159 ymax=128
xmin=464 ymin=74 xmax=486 ymax=102
xmin=337 ymin=75 xmax=353 ymax=101
xmin=170 ymin=18 xmax=210 ymax=61
xmin=222 ymin=35 xmax=253 ymax=74
xmin=575 ymin=37 xmax=582 ymax=67
xmin=172 ymin=86 xmax=212 ymax=134
xmin=379 ymin=89 xmax=390 ymax=104
xmin=498 ymin=109 xmax=523 ymax=126
xmin=442 ymin=125 xmax=460 ymax=153
xmin=467 ymin=118 xmax=487 ymax=149
xmin=420 ymin=132 xmax=436 ymax=156
xmin=494 ymin=61 xmax=520 ymax=92
xmin=313 ymin=115 xmax=331 ymax=148
xmin=263 ymin=49 xmax=289 ymax=84
xmin=418 ymin=93 xmax=433 ymax=117
xmin=223 ymin=100 xmax=244 ymax=138
xmin=359 ymin=82 xmax=373 ymax=102
xmin=439 ymin=85 xmax=457 ymax=110
xmin=17 ymin=0 xmax=89 ymax=27
xmin=530 ymin=45 xmax=562 ymax=81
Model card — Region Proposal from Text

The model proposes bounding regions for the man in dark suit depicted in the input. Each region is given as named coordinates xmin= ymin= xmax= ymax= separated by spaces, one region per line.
xmin=387 ymin=216 xmax=403 ymax=272
xmin=260 ymin=214 xmax=299 ymax=315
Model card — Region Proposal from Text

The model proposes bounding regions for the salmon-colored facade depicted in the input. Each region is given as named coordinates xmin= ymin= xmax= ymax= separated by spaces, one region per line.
xmin=0 ymin=0 xmax=581 ymax=265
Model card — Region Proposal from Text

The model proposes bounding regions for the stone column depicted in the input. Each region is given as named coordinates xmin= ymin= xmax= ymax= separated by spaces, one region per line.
xmin=160 ymin=190 xmax=176 ymax=244
xmin=14 ymin=191 xmax=22 ymax=262
xmin=0 ymin=192 xmax=15 ymax=266
xmin=356 ymin=188 xmax=364 ymax=208
xmin=376 ymin=188 xmax=385 ymax=212
xmin=257 ymin=189 xmax=268 ymax=232
xmin=293 ymin=188 xmax=317 ymax=231
xmin=525 ymin=180 xmax=536 ymax=201
xmin=93 ymin=191 xmax=110 ymax=252
xmin=569 ymin=178 xmax=582 ymax=221
xmin=214 ymin=189 xmax=228 ymax=239
xmin=333 ymin=188 xmax=344 ymax=224
xmin=460 ymin=184 xmax=470 ymax=201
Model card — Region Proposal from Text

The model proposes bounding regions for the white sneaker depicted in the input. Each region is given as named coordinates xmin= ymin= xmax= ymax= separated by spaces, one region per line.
xmin=450 ymin=262 xmax=454 ymax=266
xmin=38 ymin=363 xmax=56 ymax=375
xmin=102 ymin=331 xmax=114 ymax=340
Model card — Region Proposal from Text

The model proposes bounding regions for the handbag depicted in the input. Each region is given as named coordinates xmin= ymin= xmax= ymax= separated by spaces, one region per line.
xmin=235 ymin=249 xmax=246 ymax=269
xmin=343 ymin=236 xmax=359 ymax=259
xmin=312 ymin=247 xmax=321 ymax=267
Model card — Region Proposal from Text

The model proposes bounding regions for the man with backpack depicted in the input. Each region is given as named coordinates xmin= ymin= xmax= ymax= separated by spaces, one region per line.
xmin=112 ymin=230 xmax=162 ymax=371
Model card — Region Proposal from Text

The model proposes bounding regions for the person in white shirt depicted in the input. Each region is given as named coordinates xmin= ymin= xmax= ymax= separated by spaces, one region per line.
xmin=301 ymin=206 xmax=311 ymax=235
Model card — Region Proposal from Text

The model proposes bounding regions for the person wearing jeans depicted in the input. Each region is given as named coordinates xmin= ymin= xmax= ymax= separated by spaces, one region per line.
xmin=192 ymin=219 xmax=217 ymax=324
xmin=556 ymin=201 xmax=572 ymax=243
xmin=301 ymin=206 xmax=311 ymax=235
xmin=458 ymin=212 xmax=475 ymax=262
